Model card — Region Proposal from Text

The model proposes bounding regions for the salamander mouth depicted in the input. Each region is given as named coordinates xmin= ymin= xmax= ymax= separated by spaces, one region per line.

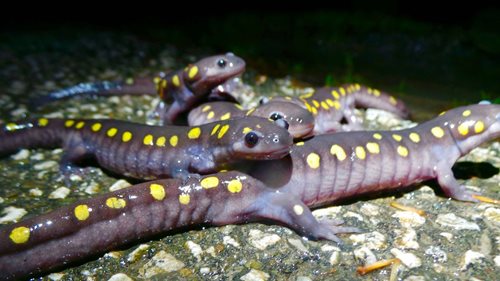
xmin=289 ymin=123 xmax=315 ymax=139
xmin=243 ymin=146 xmax=292 ymax=160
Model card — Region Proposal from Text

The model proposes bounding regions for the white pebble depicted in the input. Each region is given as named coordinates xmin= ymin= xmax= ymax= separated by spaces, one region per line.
xmin=127 ymin=244 xmax=150 ymax=262
xmin=349 ymin=231 xmax=387 ymax=250
xmin=0 ymin=206 xmax=28 ymax=223
xmin=11 ymin=149 xmax=30 ymax=160
xmin=139 ymin=250 xmax=185 ymax=278
xmin=109 ymin=179 xmax=132 ymax=191
xmin=312 ymin=206 xmax=342 ymax=218
xmin=360 ymin=203 xmax=380 ymax=216
xmin=328 ymin=251 xmax=340 ymax=265
xmin=483 ymin=208 xmax=500 ymax=225
xmin=439 ymin=232 xmax=453 ymax=241
xmin=424 ymin=246 xmax=447 ymax=263
xmin=29 ymin=188 xmax=43 ymax=197
xmin=394 ymin=228 xmax=420 ymax=249
xmin=392 ymin=211 xmax=426 ymax=228
xmin=200 ymin=267 xmax=210 ymax=274
xmin=353 ymin=246 xmax=377 ymax=265
xmin=460 ymin=250 xmax=485 ymax=270
xmin=49 ymin=187 xmax=71 ymax=199
xmin=403 ymin=276 xmax=426 ymax=281
xmin=185 ymin=241 xmax=203 ymax=261
xmin=223 ymin=235 xmax=240 ymax=248
xmin=494 ymin=255 xmax=500 ymax=267
xmin=344 ymin=211 xmax=364 ymax=221
xmin=33 ymin=160 xmax=58 ymax=170
xmin=287 ymin=238 xmax=308 ymax=252
xmin=436 ymin=213 xmax=480 ymax=231
xmin=240 ymin=269 xmax=270 ymax=281
xmin=248 ymin=229 xmax=281 ymax=250
xmin=390 ymin=248 xmax=422 ymax=268
xmin=107 ymin=273 xmax=133 ymax=281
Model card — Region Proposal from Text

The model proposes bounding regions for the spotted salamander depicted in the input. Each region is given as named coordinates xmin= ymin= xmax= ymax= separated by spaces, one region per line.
xmin=33 ymin=53 xmax=246 ymax=124
xmin=248 ymin=104 xmax=499 ymax=206
xmin=0 ymin=117 xmax=292 ymax=180
xmin=0 ymin=171 xmax=353 ymax=280
xmin=188 ymin=101 xmax=315 ymax=139
xmin=268 ymin=84 xmax=410 ymax=134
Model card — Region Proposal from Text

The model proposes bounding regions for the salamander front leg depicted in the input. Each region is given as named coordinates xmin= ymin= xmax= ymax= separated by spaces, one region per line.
xmin=436 ymin=166 xmax=480 ymax=202
xmin=253 ymin=193 xmax=361 ymax=244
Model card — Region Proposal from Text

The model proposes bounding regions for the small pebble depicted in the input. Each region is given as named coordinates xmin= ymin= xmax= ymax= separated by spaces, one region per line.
xmin=248 ymin=229 xmax=281 ymax=250
xmin=107 ymin=273 xmax=133 ymax=281
xmin=0 ymin=206 xmax=27 ymax=223
xmin=436 ymin=213 xmax=480 ymax=231
xmin=390 ymin=248 xmax=422 ymax=268
xmin=240 ymin=269 xmax=270 ymax=281
xmin=49 ymin=187 xmax=71 ymax=199
xmin=460 ymin=250 xmax=485 ymax=270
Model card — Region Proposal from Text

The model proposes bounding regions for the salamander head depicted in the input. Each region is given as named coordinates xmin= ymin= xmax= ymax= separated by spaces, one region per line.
xmin=186 ymin=53 xmax=246 ymax=94
xmin=250 ymin=101 xmax=315 ymax=139
xmin=439 ymin=104 xmax=500 ymax=153
xmin=215 ymin=116 xmax=293 ymax=160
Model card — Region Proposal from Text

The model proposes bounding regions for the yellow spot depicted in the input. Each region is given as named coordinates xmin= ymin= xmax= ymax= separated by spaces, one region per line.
xmin=74 ymin=204 xmax=90 ymax=221
xmin=5 ymin=123 xmax=17 ymax=131
xmin=389 ymin=96 xmax=397 ymax=105
xmin=373 ymin=133 xmax=383 ymax=140
xmin=172 ymin=75 xmax=180 ymax=87
xmin=218 ymin=124 xmax=230 ymax=139
xmin=106 ymin=197 xmax=127 ymax=209
xmin=201 ymin=176 xmax=219 ymax=189
xmin=107 ymin=127 xmax=118 ymax=137
xmin=227 ymin=179 xmax=242 ymax=193
xmin=331 ymin=90 xmax=339 ymax=99
xmin=179 ymin=194 xmax=190 ymax=205
xmin=310 ymin=107 xmax=318 ymax=115
xmin=220 ymin=112 xmax=231 ymax=120
xmin=150 ymin=183 xmax=166 ymax=200
xmin=367 ymin=88 xmax=373 ymax=94
xmin=431 ymin=126 xmax=445 ymax=138
xmin=366 ymin=142 xmax=380 ymax=154
xmin=65 ymin=120 xmax=75 ymax=127
xmin=312 ymin=100 xmax=320 ymax=108
xmin=207 ymin=111 xmax=215 ymax=119
xmin=242 ymin=127 xmax=252 ymax=134
xmin=38 ymin=118 xmax=49 ymax=127
xmin=76 ymin=121 xmax=85 ymax=129
xmin=397 ymin=145 xmax=409 ymax=157
xmin=320 ymin=101 xmax=329 ymax=110
xmin=9 ymin=226 xmax=30 ymax=244
xmin=156 ymin=136 xmax=166 ymax=147
xmin=293 ymin=204 xmax=304 ymax=215
xmin=161 ymin=79 xmax=167 ymax=88
xmin=304 ymin=102 xmax=312 ymax=112
xmin=202 ymin=105 xmax=211 ymax=112
xmin=438 ymin=111 xmax=446 ymax=116
xmin=122 ymin=131 xmax=132 ymax=142
xmin=143 ymin=134 xmax=154 ymax=145
xmin=474 ymin=121 xmax=484 ymax=133
xmin=339 ymin=87 xmax=346 ymax=96
xmin=91 ymin=123 xmax=102 ymax=132
xmin=355 ymin=146 xmax=366 ymax=160
xmin=462 ymin=110 xmax=471 ymax=117
xmin=373 ymin=89 xmax=381 ymax=97
xmin=326 ymin=99 xmax=335 ymax=107
xmin=211 ymin=124 xmax=221 ymax=136
xmin=188 ymin=66 xmax=199 ymax=79
xmin=153 ymin=76 xmax=161 ymax=85
xmin=409 ymin=132 xmax=420 ymax=143
xmin=169 ymin=135 xmax=178 ymax=147
xmin=354 ymin=83 xmax=361 ymax=90
xmin=330 ymin=144 xmax=346 ymax=161
xmin=235 ymin=104 xmax=243 ymax=110
xmin=306 ymin=153 xmax=320 ymax=169
xmin=188 ymin=127 xmax=201 ymax=139
xmin=296 ymin=141 xmax=305 ymax=146
xmin=457 ymin=123 xmax=469 ymax=136
xmin=246 ymin=108 xmax=256 ymax=116
xmin=392 ymin=134 xmax=402 ymax=142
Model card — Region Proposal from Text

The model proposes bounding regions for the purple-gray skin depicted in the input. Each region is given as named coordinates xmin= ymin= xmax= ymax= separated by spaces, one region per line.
xmin=188 ymin=100 xmax=315 ymax=139
xmin=249 ymin=104 xmax=499 ymax=206
xmin=32 ymin=53 xmax=246 ymax=124
xmin=269 ymin=84 xmax=410 ymax=134
xmin=0 ymin=116 xmax=292 ymax=180
xmin=0 ymin=171 xmax=353 ymax=280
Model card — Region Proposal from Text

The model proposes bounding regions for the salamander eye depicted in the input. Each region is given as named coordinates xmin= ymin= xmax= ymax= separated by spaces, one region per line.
xmin=274 ymin=118 xmax=289 ymax=130
xmin=244 ymin=132 xmax=259 ymax=148
xmin=259 ymin=97 xmax=269 ymax=105
xmin=217 ymin=59 xmax=227 ymax=68
xmin=269 ymin=112 xmax=283 ymax=121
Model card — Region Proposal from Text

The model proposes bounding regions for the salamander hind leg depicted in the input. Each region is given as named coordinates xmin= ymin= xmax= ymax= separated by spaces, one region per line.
xmin=253 ymin=193 xmax=361 ymax=244
xmin=436 ymin=166 xmax=480 ymax=202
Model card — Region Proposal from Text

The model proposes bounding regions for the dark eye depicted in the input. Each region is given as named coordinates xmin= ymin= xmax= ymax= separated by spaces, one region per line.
xmin=269 ymin=112 xmax=283 ymax=121
xmin=244 ymin=132 xmax=259 ymax=147
xmin=259 ymin=97 xmax=269 ymax=105
xmin=217 ymin=59 xmax=227 ymax=68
